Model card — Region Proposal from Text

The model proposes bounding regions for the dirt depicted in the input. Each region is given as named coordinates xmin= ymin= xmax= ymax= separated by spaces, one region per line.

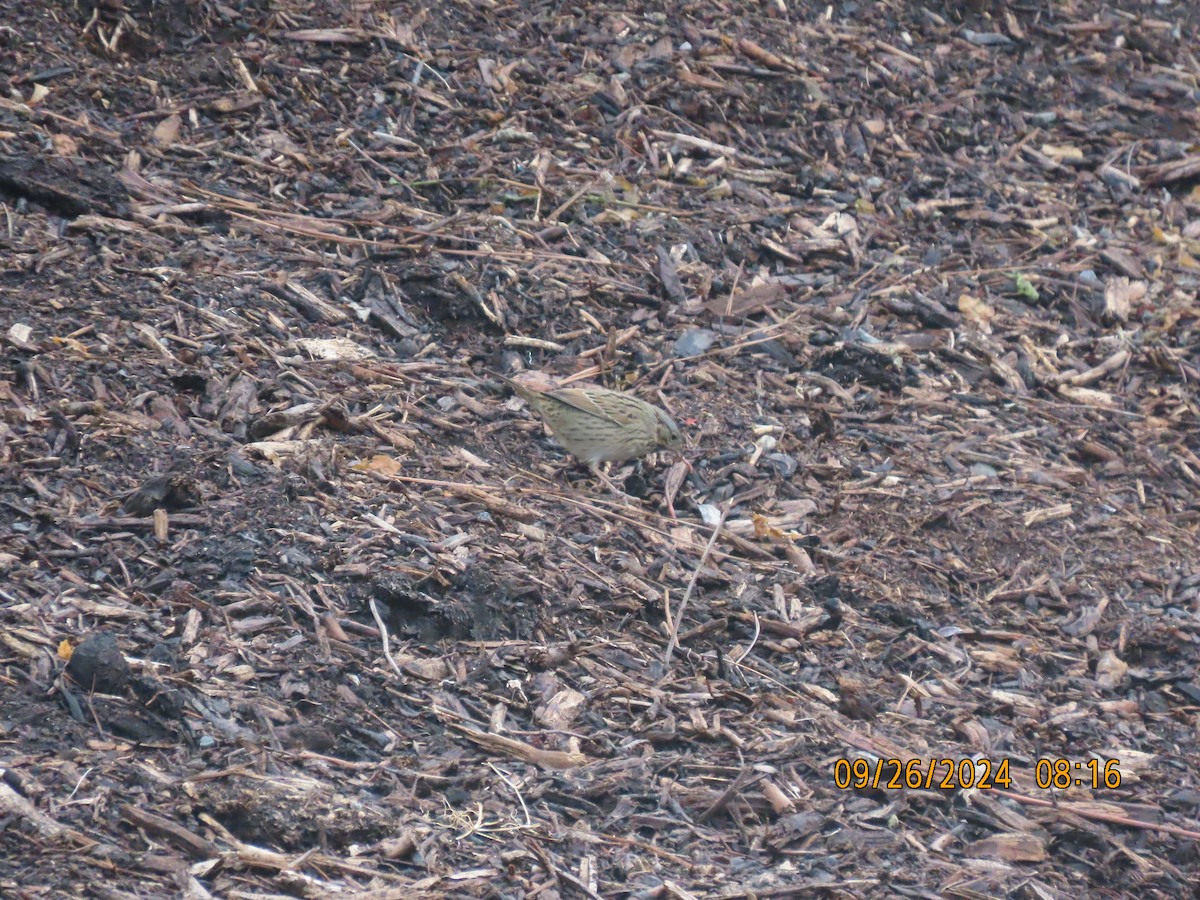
xmin=2 ymin=0 xmax=1200 ymax=897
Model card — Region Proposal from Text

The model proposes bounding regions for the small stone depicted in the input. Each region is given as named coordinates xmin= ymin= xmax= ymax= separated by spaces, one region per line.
xmin=764 ymin=453 xmax=799 ymax=478
xmin=673 ymin=328 xmax=716 ymax=357
xmin=65 ymin=633 xmax=130 ymax=694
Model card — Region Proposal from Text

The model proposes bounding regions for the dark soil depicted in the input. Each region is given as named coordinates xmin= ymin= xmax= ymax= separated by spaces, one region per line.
xmin=2 ymin=0 xmax=1200 ymax=896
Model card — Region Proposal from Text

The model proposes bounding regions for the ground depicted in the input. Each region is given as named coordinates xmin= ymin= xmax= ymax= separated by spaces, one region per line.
xmin=2 ymin=0 xmax=1200 ymax=897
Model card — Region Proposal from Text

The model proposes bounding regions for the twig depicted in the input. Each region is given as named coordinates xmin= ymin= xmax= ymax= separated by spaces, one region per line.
xmin=546 ymin=178 xmax=599 ymax=223
xmin=663 ymin=503 xmax=730 ymax=670
xmin=487 ymin=763 xmax=533 ymax=828
xmin=346 ymin=138 xmax=418 ymax=200
xmin=368 ymin=597 xmax=403 ymax=679
xmin=996 ymin=790 xmax=1200 ymax=840
xmin=696 ymin=767 xmax=761 ymax=824
xmin=734 ymin=611 xmax=761 ymax=664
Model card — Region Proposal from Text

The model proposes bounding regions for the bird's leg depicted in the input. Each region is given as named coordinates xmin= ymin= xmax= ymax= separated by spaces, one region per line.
xmin=552 ymin=460 xmax=622 ymax=495
xmin=588 ymin=462 xmax=625 ymax=495
xmin=588 ymin=463 xmax=647 ymax=505
xmin=548 ymin=459 xmax=577 ymax=485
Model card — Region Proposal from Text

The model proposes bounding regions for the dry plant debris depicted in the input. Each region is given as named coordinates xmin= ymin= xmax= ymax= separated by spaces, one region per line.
xmin=2 ymin=0 xmax=1200 ymax=897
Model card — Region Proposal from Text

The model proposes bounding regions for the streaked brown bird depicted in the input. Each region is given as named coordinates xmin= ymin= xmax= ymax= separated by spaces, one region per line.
xmin=493 ymin=372 xmax=683 ymax=466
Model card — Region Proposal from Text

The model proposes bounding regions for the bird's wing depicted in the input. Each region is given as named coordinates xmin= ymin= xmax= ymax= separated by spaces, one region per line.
xmin=545 ymin=388 xmax=626 ymax=425
xmin=489 ymin=371 xmax=626 ymax=426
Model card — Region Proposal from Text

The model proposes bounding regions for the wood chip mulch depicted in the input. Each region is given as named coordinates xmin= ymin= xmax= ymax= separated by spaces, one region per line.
xmin=2 ymin=0 xmax=1200 ymax=896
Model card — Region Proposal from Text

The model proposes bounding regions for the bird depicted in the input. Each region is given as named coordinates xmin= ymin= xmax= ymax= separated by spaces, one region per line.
xmin=491 ymin=371 xmax=683 ymax=469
